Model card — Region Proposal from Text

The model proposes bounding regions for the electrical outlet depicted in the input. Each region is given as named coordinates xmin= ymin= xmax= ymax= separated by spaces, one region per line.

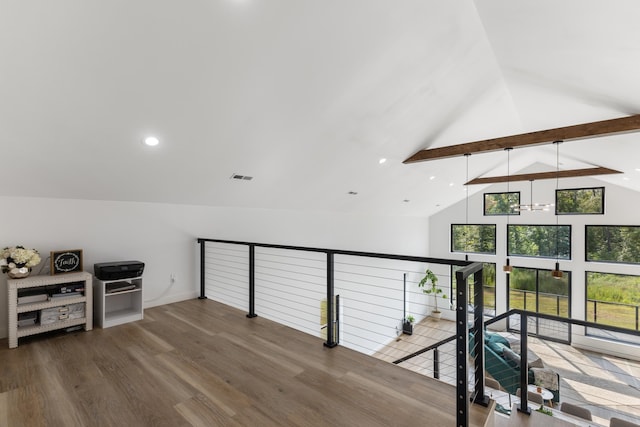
xmin=170 ymin=273 xmax=176 ymax=283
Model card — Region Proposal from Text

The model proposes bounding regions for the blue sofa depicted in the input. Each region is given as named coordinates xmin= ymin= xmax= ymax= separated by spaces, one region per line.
xmin=471 ymin=330 xmax=560 ymax=403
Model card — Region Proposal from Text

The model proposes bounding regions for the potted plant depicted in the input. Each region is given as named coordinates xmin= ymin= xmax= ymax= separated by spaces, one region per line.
xmin=402 ymin=315 xmax=415 ymax=335
xmin=535 ymin=405 xmax=553 ymax=416
xmin=418 ymin=269 xmax=447 ymax=320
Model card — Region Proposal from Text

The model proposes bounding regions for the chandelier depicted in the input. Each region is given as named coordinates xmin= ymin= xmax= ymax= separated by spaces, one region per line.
xmin=512 ymin=179 xmax=553 ymax=212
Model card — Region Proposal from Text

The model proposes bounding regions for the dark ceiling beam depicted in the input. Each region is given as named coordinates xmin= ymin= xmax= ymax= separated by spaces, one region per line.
xmin=466 ymin=167 xmax=622 ymax=185
xmin=403 ymin=115 xmax=640 ymax=164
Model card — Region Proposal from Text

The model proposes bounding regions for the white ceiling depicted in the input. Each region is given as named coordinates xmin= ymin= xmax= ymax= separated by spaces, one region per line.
xmin=1 ymin=0 xmax=639 ymax=216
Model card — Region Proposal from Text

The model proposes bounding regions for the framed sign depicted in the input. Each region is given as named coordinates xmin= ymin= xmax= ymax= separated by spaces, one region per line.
xmin=50 ymin=249 xmax=83 ymax=275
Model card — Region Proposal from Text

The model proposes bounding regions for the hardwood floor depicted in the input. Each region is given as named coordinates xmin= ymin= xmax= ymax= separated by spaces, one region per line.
xmin=0 ymin=299 xmax=492 ymax=427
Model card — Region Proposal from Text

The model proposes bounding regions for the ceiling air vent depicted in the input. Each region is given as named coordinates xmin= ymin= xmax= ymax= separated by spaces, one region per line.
xmin=230 ymin=173 xmax=253 ymax=181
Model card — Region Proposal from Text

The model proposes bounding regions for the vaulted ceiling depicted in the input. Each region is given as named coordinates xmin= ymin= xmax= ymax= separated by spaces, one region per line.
xmin=1 ymin=0 xmax=639 ymax=216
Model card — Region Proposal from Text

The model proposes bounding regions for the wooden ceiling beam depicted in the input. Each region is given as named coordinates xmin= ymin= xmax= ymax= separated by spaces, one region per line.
xmin=466 ymin=167 xmax=622 ymax=185
xmin=404 ymin=115 xmax=640 ymax=164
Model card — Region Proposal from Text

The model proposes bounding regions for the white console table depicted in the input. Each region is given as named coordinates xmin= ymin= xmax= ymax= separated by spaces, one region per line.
xmin=7 ymin=272 xmax=93 ymax=348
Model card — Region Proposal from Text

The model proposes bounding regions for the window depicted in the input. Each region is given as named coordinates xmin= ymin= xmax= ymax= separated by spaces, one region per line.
xmin=484 ymin=192 xmax=521 ymax=216
xmin=508 ymin=267 xmax=570 ymax=317
xmin=451 ymin=263 xmax=496 ymax=316
xmin=586 ymin=271 xmax=640 ymax=332
xmin=586 ymin=225 xmax=640 ymax=265
xmin=507 ymin=224 xmax=571 ymax=260
xmin=556 ymin=187 xmax=604 ymax=215
xmin=508 ymin=266 xmax=571 ymax=341
xmin=451 ymin=224 xmax=496 ymax=254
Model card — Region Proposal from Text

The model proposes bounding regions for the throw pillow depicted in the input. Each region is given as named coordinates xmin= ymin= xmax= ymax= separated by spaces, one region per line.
xmin=528 ymin=357 xmax=545 ymax=369
xmin=502 ymin=347 xmax=521 ymax=368
xmin=487 ymin=333 xmax=511 ymax=348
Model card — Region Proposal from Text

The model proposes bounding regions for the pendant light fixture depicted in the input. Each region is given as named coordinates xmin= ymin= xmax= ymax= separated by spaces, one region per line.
xmin=551 ymin=141 xmax=564 ymax=279
xmin=512 ymin=180 xmax=553 ymax=212
xmin=503 ymin=147 xmax=513 ymax=273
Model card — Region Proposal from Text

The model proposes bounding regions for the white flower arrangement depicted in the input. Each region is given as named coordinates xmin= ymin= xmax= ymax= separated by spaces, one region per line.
xmin=1 ymin=245 xmax=42 ymax=276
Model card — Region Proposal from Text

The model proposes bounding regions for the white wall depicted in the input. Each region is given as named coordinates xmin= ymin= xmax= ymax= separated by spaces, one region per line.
xmin=429 ymin=176 xmax=640 ymax=359
xmin=0 ymin=195 xmax=430 ymax=339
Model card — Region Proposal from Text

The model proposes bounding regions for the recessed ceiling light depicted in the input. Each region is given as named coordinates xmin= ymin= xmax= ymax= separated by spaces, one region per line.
xmin=623 ymin=177 xmax=630 ymax=181
xmin=449 ymin=182 xmax=454 ymax=187
xmin=635 ymin=168 xmax=640 ymax=172
xmin=143 ymin=136 xmax=159 ymax=146
xmin=429 ymin=176 xmax=436 ymax=180
xmin=379 ymin=158 xmax=387 ymax=164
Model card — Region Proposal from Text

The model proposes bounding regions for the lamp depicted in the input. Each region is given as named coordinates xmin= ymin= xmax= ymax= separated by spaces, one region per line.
xmin=503 ymin=147 xmax=513 ymax=273
xmin=552 ymin=262 xmax=563 ymax=278
xmin=512 ymin=179 xmax=553 ymax=212
xmin=551 ymin=141 xmax=563 ymax=279
xmin=504 ymin=258 xmax=512 ymax=273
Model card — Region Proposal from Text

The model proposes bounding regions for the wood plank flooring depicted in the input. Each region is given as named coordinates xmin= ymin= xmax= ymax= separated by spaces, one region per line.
xmin=0 ymin=299 xmax=492 ymax=427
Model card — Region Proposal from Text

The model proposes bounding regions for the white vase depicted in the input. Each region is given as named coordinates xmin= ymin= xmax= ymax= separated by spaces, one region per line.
xmin=7 ymin=267 xmax=31 ymax=279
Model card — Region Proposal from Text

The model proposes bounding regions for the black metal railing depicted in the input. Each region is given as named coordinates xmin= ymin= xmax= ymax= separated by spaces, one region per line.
xmin=587 ymin=298 xmax=640 ymax=331
xmin=197 ymin=237 xmax=481 ymax=426
xmin=393 ymin=303 xmax=640 ymax=421
xmin=508 ymin=288 xmax=569 ymax=316
xmin=486 ymin=309 xmax=640 ymax=417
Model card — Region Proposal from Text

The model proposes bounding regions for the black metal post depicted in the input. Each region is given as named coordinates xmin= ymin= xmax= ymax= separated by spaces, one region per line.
xmin=473 ymin=269 xmax=489 ymax=406
xmin=518 ymin=312 xmax=530 ymax=414
xmin=636 ymin=306 xmax=639 ymax=331
xmin=594 ymin=300 xmax=597 ymax=323
xmin=324 ymin=252 xmax=337 ymax=348
xmin=198 ymin=239 xmax=207 ymax=299
xmin=247 ymin=244 xmax=257 ymax=318
xmin=455 ymin=269 xmax=469 ymax=427
xmin=433 ymin=348 xmax=440 ymax=380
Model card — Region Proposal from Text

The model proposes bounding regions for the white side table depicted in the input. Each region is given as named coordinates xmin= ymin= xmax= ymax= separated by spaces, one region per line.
xmin=527 ymin=384 xmax=554 ymax=407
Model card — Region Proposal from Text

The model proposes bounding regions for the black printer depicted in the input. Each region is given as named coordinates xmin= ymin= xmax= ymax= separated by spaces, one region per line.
xmin=94 ymin=261 xmax=144 ymax=280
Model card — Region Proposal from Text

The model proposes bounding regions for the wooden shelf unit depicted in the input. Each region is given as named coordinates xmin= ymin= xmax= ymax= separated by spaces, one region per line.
xmin=93 ymin=276 xmax=143 ymax=328
xmin=7 ymin=271 xmax=93 ymax=348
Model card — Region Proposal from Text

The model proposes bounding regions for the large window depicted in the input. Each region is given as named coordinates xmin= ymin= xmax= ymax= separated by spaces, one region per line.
xmin=451 ymin=224 xmax=496 ymax=254
xmin=586 ymin=225 xmax=640 ymax=265
xmin=556 ymin=187 xmax=604 ymax=215
xmin=451 ymin=263 xmax=496 ymax=316
xmin=586 ymin=272 xmax=640 ymax=331
xmin=508 ymin=266 xmax=571 ymax=341
xmin=508 ymin=267 xmax=570 ymax=318
xmin=484 ymin=192 xmax=520 ymax=216
xmin=508 ymin=225 xmax=571 ymax=260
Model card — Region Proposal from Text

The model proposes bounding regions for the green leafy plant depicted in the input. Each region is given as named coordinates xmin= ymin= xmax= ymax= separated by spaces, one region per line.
xmin=418 ymin=269 xmax=447 ymax=313
xmin=406 ymin=315 xmax=415 ymax=323
xmin=535 ymin=405 xmax=553 ymax=416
